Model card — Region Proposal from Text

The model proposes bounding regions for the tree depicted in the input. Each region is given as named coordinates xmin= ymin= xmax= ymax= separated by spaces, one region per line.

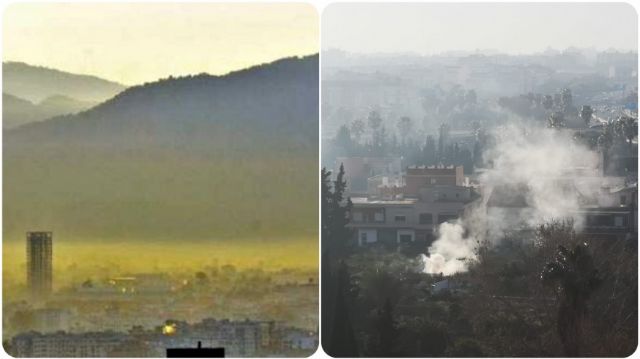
xmin=423 ymin=135 xmax=437 ymax=165
xmin=438 ymin=123 xmax=450 ymax=160
xmin=329 ymin=261 xmax=359 ymax=357
xmin=371 ymin=125 xmax=388 ymax=156
xmin=321 ymin=167 xmax=332 ymax=246
xmin=195 ymin=271 xmax=208 ymax=285
xmin=331 ymin=164 xmax=353 ymax=250
xmin=459 ymin=148 xmax=474 ymax=174
xmin=543 ymin=95 xmax=554 ymax=111
xmin=446 ymin=338 xmax=485 ymax=357
xmin=541 ymin=243 xmax=603 ymax=356
xmin=321 ymin=164 xmax=353 ymax=259
xmin=350 ymin=119 xmax=366 ymax=143
xmin=367 ymin=110 xmax=383 ymax=131
xmin=580 ymin=105 xmax=593 ymax=126
xmin=553 ymin=93 xmax=562 ymax=108
xmin=614 ymin=116 xmax=637 ymax=154
xmin=597 ymin=123 xmax=614 ymax=173
xmin=561 ymin=88 xmax=574 ymax=113
xmin=334 ymin=125 xmax=354 ymax=153
xmin=322 ymin=165 xmax=355 ymax=355
xmin=397 ymin=116 xmax=413 ymax=145
xmin=3 ymin=340 xmax=14 ymax=357
xmin=368 ymin=298 xmax=397 ymax=356
xmin=548 ymin=111 xmax=566 ymax=129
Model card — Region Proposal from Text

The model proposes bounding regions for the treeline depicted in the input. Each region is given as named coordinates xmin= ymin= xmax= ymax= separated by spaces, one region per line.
xmin=322 ymin=175 xmax=638 ymax=357
xmin=330 ymin=116 xmax=486 ymax=174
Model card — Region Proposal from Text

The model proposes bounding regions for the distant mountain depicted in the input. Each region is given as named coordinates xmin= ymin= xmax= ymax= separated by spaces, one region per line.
xmin=39 ymin=94 xmax=97 ymax=115
xmin=4 ymin=55 xmax=319 ymax=241
xmin=3 ymin=62 xmax=125 ymax=103
xmin=2 ymin=93 xmax=43 ymax=128
xmin=2 ymin=92 xmax=96 ymax=129
xmin=7 ymin=55 xmax=318 ymax=147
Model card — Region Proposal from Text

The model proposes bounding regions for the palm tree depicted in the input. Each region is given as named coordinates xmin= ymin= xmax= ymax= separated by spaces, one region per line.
xmin=614 ymin=116 xmax=637 ymax=154
xmin=580 ymin=105 xmax=593 ymax=127
xmin=597 ymin=123 xmax=614 ymax=173
xmin=548 ymin=111 xmax=566 ymax=129
xmin=541 ymin=244 xmax=602 ymax=356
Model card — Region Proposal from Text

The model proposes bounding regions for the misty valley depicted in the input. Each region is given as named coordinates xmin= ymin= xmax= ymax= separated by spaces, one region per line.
xmin=3 ymin=55 xmax=319 ymax=357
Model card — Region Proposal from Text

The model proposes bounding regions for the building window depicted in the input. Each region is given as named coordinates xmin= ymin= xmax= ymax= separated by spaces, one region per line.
xmin=397 ymin=230 xmax=415 ymax=243
xmin=614 ymin=216 xmax=624 ymax=227
xmin=352 ymin=211 xmax=363 ymax=222
xmin=359 ymin=230 xmax=377 ymax=246
xmin=394 ymin=215 xmax=406 ymax=222
xmin=374 ymin=212 xmax=384 ymax=222
xmin=430 ymin=178 xmax=437 ymax=184
xmin=438 ymin=214 xmax=457 ymax=224
xmin=419 ymin=213 xmax=433 ymax=224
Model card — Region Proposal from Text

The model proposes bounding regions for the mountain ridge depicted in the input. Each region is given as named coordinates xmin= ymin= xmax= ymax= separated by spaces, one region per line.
xmin=3 ymin=61 xmax=126 ymax=103
xmin=4 ymin=54 xmax=319 ymax=240
xmin=6 ymin=54 xmax=319 ymax=149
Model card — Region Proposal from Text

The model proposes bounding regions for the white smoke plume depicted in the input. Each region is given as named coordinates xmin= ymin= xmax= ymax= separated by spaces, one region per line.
xmin=421 ymin=221 xmax=476 ymax=275
xmin=422 ymin=123 xmax=601 ymax=276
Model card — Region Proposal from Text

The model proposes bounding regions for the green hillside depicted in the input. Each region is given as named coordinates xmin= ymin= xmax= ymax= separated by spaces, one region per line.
xmin=4 ymin=55 xmax=319 ymax=241
xmin=3 ymin=61 xmax=125 ymax=103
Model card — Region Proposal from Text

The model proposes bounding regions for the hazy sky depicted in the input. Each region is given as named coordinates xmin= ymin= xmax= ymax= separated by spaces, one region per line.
xmin=323 ymin=3 xmax=637 ymax=54
xmin=3 ymin=3 xmax=318 ymax=85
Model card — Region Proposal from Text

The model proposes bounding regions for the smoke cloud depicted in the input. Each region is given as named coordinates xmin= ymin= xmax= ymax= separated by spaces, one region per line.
xmin=422 ymin=123 xmax=601 ymax=275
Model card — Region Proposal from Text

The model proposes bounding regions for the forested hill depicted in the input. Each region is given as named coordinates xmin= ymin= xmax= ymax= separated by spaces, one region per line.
xmin=6 ymin=55 xmax=319 ymax=151
xmin=3 ymin=61 xmax=125 ymax=103
xmin=4 ymin=55 xmax=319 ymax=241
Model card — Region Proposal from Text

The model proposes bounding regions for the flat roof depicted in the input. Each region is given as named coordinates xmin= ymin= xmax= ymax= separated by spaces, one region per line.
xmin=351 ymin=197 xmax=417 ymax=205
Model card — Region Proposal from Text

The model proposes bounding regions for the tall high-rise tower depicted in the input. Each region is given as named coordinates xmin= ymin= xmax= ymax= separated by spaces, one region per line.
xmin=27 ymin=232 xmax=53 ymax=299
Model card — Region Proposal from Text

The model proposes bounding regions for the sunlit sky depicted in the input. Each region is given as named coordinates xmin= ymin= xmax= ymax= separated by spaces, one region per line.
xmin=323 ymin=3 xmax=637 ymax=54
xmin=3 ymin=3 xmax=318 ymax=85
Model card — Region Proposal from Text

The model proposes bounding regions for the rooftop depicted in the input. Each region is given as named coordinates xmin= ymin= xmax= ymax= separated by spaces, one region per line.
xmin=351 ymin=197 xmax=417 ymax=205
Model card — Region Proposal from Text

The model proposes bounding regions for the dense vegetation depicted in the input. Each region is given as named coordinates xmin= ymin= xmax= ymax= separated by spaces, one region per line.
xmin=2 ymin=92 xmax=97 ymax=129
xmin=3 ymin=61 xmax=125 ymax=102
xmin=4 ymin=55 xmax=319 ymax=241
xmin=322 ymin=176 xmax=638 ymax=357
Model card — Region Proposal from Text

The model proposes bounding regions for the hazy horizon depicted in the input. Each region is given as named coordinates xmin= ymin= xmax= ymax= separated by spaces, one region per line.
xmin=2 ymin=53 xmax=319 ymax=87
xmin=323 ymin=2 xmax=638 ymax=55
xmin=4 ymin=4 xmax=320 ymax=354
xmin=3 ymin=3 xmax=319 ymax=85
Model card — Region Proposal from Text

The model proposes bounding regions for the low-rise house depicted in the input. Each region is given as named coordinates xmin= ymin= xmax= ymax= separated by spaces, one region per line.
xmin=336 ymin=156 xmax=402 ymax=195
xmin=349 ymin=165 xmax=479 ymax=248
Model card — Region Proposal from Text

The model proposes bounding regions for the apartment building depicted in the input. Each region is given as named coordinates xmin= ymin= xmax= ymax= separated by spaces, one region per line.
xmin=349 ymin=165 xmax=478 ymax=248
